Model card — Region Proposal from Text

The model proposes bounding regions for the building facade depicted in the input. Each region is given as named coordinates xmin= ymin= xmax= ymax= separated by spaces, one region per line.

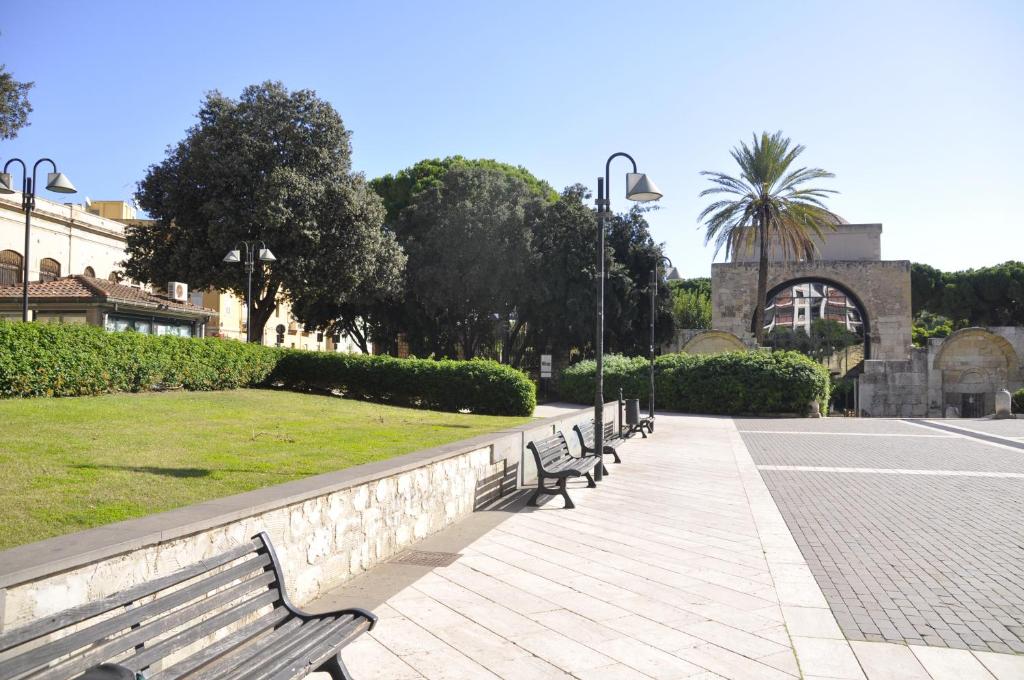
xmin=0 ymin=193 xmax=360 ymax=352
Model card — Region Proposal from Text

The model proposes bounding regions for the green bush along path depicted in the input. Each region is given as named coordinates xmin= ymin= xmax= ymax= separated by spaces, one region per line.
xmin=0 ymin=390 xmax=531 ymax=551
xmin=560 ymin=350 xmax=830 ymax=415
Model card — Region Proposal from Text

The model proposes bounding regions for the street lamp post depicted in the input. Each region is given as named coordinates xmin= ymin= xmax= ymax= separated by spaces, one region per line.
xmin=0 ymin=159 xmax=78 ymax=321
xmin=649 ymin=255 xmax=673 ymax=425
xmin=595 ymin=153 xmax=662 ymax=479
xmin=223 ymin=241 xmax=277 ymax=343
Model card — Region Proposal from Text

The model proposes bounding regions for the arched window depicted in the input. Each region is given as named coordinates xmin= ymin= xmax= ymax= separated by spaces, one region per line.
xmin=39 ymin=258 xmax=61 ymax=283
xmin=83 ymin=266 xmax=95 ymax=278
xmin=0 ymin=250 xmax=23 ymax=286
xmin=108 ymin=271 xmax=121 ymax=284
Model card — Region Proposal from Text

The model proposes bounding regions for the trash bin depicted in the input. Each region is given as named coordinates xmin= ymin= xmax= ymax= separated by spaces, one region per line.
xmin=625 ymin=398 xmax=641 ymax=426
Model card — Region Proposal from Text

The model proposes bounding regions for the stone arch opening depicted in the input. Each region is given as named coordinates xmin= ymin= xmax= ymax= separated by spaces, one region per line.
xmin=681 ymin=330 xmax=747 ymax=355
xmin=933 ymin=328 xmax=1021 ymax=417
xmin=753 ymin=277 xmax=872 ymax=362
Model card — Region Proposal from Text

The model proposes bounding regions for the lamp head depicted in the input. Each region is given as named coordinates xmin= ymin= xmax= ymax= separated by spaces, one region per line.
xmin=625 ymin=173 xmax=662 ymax=202
xmin=45 ymin=172 xmax=77 ymax=194
xmin=222 ymin=249 xmax=241 ymax=263
xmin=258 ymin=248 xmax=276 ymax=262
xmin=0 ymin=173 xmax=15 ymax=195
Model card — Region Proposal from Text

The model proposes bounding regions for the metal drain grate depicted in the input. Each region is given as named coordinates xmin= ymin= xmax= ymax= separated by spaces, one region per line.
xmin=389 ymin=550 xmax=462 ymax=567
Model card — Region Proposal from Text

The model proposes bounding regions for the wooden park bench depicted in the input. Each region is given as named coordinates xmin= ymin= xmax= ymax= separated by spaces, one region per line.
xmin=574 ymin=419 xmax=624 ymax=465
xmin=526 ymin=431 xmax=600 ymax=509
xmin=0 ymin=532 xmax=377 ymax=680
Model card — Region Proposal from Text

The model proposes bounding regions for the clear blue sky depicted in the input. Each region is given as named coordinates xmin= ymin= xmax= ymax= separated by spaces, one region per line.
xmin=3 ymin=0 xmax=1022 ymax=277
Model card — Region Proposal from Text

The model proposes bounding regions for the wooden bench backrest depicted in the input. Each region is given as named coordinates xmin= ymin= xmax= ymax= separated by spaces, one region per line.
xmin=574 ymin=419 xmax=615 ymax=447
xmin=0 ymin=534 xmax=284 ymax=680
xmin=526 ymin=432 xmax=572 ymax=472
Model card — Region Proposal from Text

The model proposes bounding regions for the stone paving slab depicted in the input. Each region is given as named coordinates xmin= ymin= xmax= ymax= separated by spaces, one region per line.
xmin=743 ymin=431 xmax=1024 ymax=472
xmin=308 ymin=414 xmax=1022 ymax=679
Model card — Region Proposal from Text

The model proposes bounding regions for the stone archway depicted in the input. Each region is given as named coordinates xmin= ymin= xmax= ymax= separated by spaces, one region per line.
xmin=933 ymin=328 xmax=1022 ymax=417
xmin=681 ymin=330 xmax=747 ymax=355
xmin=755 ymin=277 xmax=871 ymax=360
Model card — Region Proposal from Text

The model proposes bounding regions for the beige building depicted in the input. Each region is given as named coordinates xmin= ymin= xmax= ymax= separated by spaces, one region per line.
xmin=0 ymin=193 xmax=360 ymax=352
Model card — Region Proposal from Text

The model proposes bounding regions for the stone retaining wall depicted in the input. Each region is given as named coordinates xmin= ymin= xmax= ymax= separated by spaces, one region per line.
xmin=0 ymin=403 xmax=614 ymax=634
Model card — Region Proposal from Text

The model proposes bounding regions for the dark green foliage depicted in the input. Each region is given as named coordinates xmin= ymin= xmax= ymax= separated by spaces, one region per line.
xmin=911 ymin=261 xmax=1024 ymax=327
xmin=0 ymin=322 xmax=277 ymax=397
xmin=560 ymin=351 xmax=829 ymax=416
xmin=0 ymin=63 xmax=33 ymax=140
xmin=1013 ymin=388 xmax=1024 ymax=414
xmin=128 ymin=81 xmax=403 ymax=343
xmin=911 ymin=311 xmax=953 ymax=347
xmin=269 ymin=352 xmax=536 ymax=416
xmin=0 ymin=321 xmax=535 ymax=416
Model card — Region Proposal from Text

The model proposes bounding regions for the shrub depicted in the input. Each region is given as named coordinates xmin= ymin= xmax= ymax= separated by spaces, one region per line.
xmin=1014 ymin=388 xmax=1024 ymax=414
xmin=0 ymin=321 xmax=535 ymax=416
xmin=0 ymin=321 xmax=278 ymax=397
xmin=559 ymin=350 xmax=830 ymax=416
xmin=269 ymin=351 xmax=536 ymax=416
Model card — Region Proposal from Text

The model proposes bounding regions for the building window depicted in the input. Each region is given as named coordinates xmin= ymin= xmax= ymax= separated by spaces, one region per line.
xmin=0 ymin=250 xmax=23 ymax=286
xmin=39 ymin=258 xmax=61 ymax=283
xmin=108 ymin=271 xmax=121 ymax=283
xmin=83 ymin=266 xmax=95 ymax=277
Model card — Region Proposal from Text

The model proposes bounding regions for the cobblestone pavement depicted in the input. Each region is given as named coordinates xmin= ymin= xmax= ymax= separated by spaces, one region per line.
xmin=739 ymin=418 xmax=1024 ymax=655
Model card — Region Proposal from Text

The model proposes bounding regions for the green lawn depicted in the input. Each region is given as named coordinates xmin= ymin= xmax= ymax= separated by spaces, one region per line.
xmin=0 ymin=389 xmax=531 ymax=550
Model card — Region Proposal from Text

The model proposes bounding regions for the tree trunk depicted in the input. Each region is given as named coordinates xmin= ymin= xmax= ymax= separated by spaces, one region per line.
xmin=753 ymin=214 xmax=769 ymax=346
xmin=250 ymin=281 xmax=281 ymax=344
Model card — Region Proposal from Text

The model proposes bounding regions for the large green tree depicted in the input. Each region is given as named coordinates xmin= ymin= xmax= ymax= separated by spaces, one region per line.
xmin=126 ymin=81 xmax=403 ymax=342
xmin=911 ymin=261 xmax=1024 ymax=327
xmin=0 ymin=64 xmax=33 ymax=140
xmin=699 ymin=131 xmax=842 ymax=345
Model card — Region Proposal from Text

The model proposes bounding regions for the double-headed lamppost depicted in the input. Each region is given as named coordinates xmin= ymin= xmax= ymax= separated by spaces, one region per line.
xmin=0 ymin=159 xmax=78 ymax=321
xmin=595 ymin=153 xmax=662 ymax=479
xmin=648 ymin=255 xmax=673 ymax=427
xmin=223 ymin=241 xmax=276 ymax=343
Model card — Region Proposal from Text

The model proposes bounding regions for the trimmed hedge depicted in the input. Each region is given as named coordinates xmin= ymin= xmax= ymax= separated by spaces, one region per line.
xmin=1014 ymin=388 xmax=1024 ymax=414
xmin=0 ymin=321 xmax=535 ymax=416
xmin=269 ymin=351 xmax=536 ymax=416
xmin=0 ymin=321 xmax=278 ymax=397
xmin=560 ymin=351 xmax=830 ymax=416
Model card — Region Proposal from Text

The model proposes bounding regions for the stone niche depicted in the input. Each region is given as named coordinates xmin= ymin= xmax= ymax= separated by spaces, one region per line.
xmin=712 ymin=259 xmax=912 ymax=361
xmin=929 ymin=328 xmax=1023 ymax=417
xmin=680 ymin=330 xmax=748 ymax=354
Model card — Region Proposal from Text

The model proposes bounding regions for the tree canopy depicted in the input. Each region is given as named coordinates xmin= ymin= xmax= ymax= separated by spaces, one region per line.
xmin=0 ymin=64 xmax=33 ymax=140
xmin=126 ymin=81 xmax=403 ymax=341
xmin=911 ymin=261 xmax=1024 ymax=328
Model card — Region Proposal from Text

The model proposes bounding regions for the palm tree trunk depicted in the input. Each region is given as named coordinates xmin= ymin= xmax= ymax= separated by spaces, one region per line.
xmin=753 ymin=213 xmax=769 ymax=346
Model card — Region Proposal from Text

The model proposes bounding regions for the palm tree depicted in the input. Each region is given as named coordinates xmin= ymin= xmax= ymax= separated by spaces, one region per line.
xmin=699 ymin=131 xmax=842 ymax=346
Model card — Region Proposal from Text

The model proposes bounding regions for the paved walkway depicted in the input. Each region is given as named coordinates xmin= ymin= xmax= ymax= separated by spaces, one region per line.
xmin=310 ymin=415 xmax=1024 ymax=679
xmin=740 ymin=418 xmax=1024 ymax=657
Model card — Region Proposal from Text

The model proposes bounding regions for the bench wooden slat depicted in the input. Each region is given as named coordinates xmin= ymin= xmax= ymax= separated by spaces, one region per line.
xmin=5 ymin=554 xmax=274 ymax=679
xmin=212 ymin=616 xmax=337 ymax=680
xmin=0 ymin=539 xmax=264 ymax=654
xmin=245 ymin=617 xmax=358 ymax=680
xmin=260 ymin=614 xmax=368 ymax=680
xmin=147 ymin=608 xmax=293 ymax=680
xmin=33 ymin=586 xmax=279 ymax=680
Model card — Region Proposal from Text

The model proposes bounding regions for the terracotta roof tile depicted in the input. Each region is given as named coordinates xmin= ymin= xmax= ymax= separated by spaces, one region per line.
xmin=0 ymin=276 xmax=214 ymax=314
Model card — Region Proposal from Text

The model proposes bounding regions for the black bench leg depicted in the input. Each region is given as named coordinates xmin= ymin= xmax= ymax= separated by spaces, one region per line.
xmin=584 ymin=471 xmax=596 ymax=488
xmin=608 ymin=449 xmax=622 ymax=464
xmin=528 ymin=484 xmax=543 ymax=507
xmin=558 ymin=478 xmax=575 ymax=509
xmin=602 ymin=462 xmax=610 ymax=476
xmin=320 ymin=652 xmax=355 ymax=680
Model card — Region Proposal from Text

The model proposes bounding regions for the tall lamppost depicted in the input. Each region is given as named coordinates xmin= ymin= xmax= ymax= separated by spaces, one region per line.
xmin=0 ymin=159 xmax=77 ymax=321
xmin=648 ymin=255 xmax=673 ymax=426
xmin=595 ymin=154 xmax=662 ymax=478
xmin=223 ymin=241 xmax=276 ymax=343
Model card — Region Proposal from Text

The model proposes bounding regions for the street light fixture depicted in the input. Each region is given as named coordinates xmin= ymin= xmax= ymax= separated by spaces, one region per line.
xmin=595 ymin=153 xmax=662 ymax=479
xmin=0 ymin=158 xmax=78 ymax=321
xmin=649 ymin=255 xmax=673 ymax=427
xmin=223 ymin=241 xmax=277 ymax=343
